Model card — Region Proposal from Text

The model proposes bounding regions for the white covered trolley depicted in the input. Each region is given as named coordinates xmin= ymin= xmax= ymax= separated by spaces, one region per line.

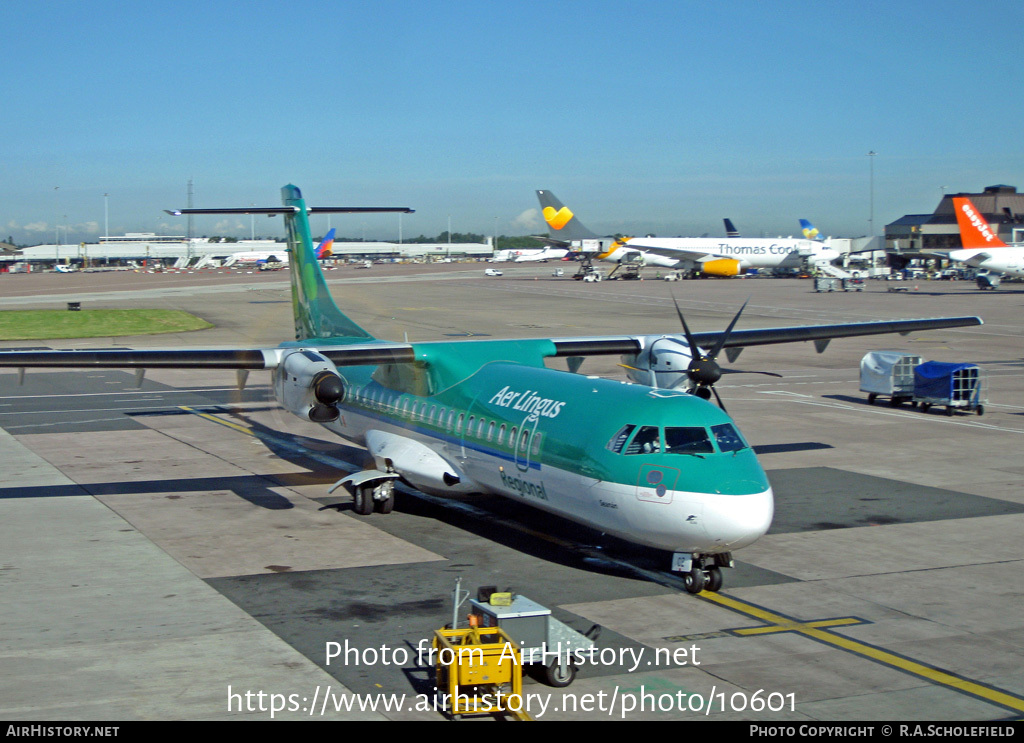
xmin=860 ymin=351 xmax=923 ymax=407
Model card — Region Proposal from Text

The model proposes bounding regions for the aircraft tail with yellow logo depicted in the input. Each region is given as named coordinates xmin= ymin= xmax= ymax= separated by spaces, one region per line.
xmin=536 ymin=190 xmax=600 ymax=242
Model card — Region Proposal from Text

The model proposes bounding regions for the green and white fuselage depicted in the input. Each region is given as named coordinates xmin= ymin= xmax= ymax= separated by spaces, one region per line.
xmin=296 ymin=342 xmax=773 ymax=554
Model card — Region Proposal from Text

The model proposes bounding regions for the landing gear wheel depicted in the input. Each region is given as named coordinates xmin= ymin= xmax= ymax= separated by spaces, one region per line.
xmin=374 ymin=492 xmax=395 ymax=514
xmin=544 ymin=661 xmax=577 ymax=688
xmin=976 ymin=405 xmax=984 ymax=416
xmin=920 ymin=403 xmax=932 ymax=413
xmin=684 ymin=567 xmax=706 ymax=594
xmin=353 ymin=485 xmax=373 ymax=515
xmin=946 ymin=406 xmax=954 ymax=417
xmin=705 ymin=566 xmax=723 ymax=592
xmin=867 ymin=393 xmax=877 ymax=405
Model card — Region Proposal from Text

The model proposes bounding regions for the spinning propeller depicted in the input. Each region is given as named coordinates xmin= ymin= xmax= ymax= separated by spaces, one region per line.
xmin=671 ymin=297 xmax=781 ymax=410
xmin=617 ymin=297 xmax=783 ymax=408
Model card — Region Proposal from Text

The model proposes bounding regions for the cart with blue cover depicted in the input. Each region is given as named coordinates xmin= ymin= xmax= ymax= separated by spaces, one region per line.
xmin=913 ymin=361 xmax=986 ymax=416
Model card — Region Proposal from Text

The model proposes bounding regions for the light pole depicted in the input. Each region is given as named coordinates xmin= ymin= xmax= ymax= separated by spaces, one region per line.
xmin=867 ymin=150 xmax=876 ymax=236
xmin=104 ymin=193 xmax=109 ymax=240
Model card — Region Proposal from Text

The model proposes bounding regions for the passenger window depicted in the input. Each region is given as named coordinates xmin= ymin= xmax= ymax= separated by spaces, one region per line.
xmin=487 ymin=421 xmax=495 ymax=441
xmin=467 ymin=416 xmax=475 ymax=436
xmin=531 ymin=432 xmax=542 ymax=456
xmin=606 ymin=424 xmax=636 ymax=453
xmin=497 ymin=424 xmax=506 ymax=445
xmin=625 ymin=426 xmax=661 ymax=455
xmin=664 ymin=427 xmax=714 ymax=455
xmin=509 ymin=426 xmax=517 ymax=446
xmin=456 ymin=414 xmax=464 ymax=433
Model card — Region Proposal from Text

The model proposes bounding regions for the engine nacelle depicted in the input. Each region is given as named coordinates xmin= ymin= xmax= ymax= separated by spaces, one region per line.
xmin=621 ymin=335 xmax=698 ymax=391
xmin=700 ymin=258 xmax=745 ymax=277
xmin=274 ymin=349 xmax=346 ymax=422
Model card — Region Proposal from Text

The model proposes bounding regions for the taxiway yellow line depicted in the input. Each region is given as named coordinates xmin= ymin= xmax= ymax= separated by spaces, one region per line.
xmin=179 ymin=405 xmax=257 ymax=436
xmin=700 ymin=591 xmax=1024 ymax=714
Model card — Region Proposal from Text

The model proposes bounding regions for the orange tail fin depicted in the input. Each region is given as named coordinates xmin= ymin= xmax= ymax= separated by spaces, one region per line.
xmin=953 ymin=197 xmax=1007 ymax=248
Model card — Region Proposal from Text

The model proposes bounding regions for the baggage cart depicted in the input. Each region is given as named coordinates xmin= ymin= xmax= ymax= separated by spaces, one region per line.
xmin=913 ymin=361 xmax=987 ymax=416
xmin=860 ymin=351 xmax=923 ymax=407
xmin=815 ymin=277 xmax=841 ymax=292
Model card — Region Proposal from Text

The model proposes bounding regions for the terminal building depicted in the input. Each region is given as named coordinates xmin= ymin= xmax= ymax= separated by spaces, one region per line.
xmin=0 ymin=234 xmax=494 ymax=270
xmin=885 ymin=185 xmax=1024 ymax=262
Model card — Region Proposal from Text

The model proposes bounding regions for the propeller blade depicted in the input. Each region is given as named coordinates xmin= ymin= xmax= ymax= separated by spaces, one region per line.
xmin=711 ymin=386 xmax=727 ymax=412
xmin=720 ymin=369 xmax=783 ymax=378
xmin=671 ymin=294 xmax=701 ymax=358
xmin=708 ymin=298 xmax=749 ymax=360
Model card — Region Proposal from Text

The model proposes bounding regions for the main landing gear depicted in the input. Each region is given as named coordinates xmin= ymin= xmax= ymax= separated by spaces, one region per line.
xmin=674 ymin=553 xmax=731 ymax=594
xmin=329 ymin=470 xmax=399 ymax=515
xmin=353 ymin=479 xmax=395 ymax=515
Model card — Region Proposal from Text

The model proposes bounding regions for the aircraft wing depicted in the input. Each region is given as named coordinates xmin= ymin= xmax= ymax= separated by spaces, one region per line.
xmin=620 ymin=241 xmax=728 ymax=264
xmin=957 ymin=252 xmax=992 ymax=267
xmin=0 ymin=343 xmax=416 ymax=370
xmin=528 ymin=234 xmax=571 ymax=249
xmin=549 ymin=316 xmax=982 ymax=358
xmin=0 ymin=317 xmax=981 ymax=371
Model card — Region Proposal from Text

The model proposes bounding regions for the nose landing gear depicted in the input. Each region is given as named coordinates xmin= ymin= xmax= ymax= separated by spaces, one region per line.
xmin=675 ymin=553 xmax=731 ymax=594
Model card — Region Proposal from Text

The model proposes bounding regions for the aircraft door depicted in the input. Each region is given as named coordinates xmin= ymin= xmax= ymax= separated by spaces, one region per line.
xmin=515 ymin=414 xmax=539 ymax=473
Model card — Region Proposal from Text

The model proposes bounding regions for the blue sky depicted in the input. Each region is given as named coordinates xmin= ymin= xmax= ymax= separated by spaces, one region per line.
xmin=4 ymin=0 xmax=1022 ymax=244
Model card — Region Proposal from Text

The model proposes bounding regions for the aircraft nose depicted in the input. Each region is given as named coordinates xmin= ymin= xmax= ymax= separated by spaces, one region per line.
xmin=703 ymin=488 xmax=774 ymax=550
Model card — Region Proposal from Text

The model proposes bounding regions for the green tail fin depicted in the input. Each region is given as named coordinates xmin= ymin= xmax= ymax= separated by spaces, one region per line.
xmin=282 ymin=185 xmax=375 ymax=342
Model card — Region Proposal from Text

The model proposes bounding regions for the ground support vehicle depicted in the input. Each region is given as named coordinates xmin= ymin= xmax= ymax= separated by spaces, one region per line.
xmin=860 ymin=351 xmax=923 ymax=407
xmin=469 ymin=593 xmax=599 ymax=688
xmin=977 ymin=272 xmax=1001 ymax=290
xmin=913 ymin=361 xmax=987 ymax=416
xmin=432 ymin=625 xmax=530 ymax=720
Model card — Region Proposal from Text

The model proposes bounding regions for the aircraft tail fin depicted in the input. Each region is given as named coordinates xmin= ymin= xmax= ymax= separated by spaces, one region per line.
xmin=724 ymin=218 xmax=740 ymax=237
xmin=281 ymin=186 xmax=379 ymax=341
xmin=166 ymin=187 xmax=412 ymax=342
xmin=315 ymin=228 xmax=336 ymax=259
xmin=800 ymin=219 xmax=824 ymax=242
xmin=536 ymin=190 xmax=600 ymax=241
xmin=953 ymin=197 xmax=1007 ymax=249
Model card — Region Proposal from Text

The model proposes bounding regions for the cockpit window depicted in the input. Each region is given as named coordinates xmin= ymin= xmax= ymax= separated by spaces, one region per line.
xmin=606 ymin=424 xmax=636 ymax=453
xmin=711 ymin=423 xmax=747 ymax=453
xmin=625 ymin=426 xmax=661 ymax=455
xmin=664 ymin=426 xmax=714 ymax=455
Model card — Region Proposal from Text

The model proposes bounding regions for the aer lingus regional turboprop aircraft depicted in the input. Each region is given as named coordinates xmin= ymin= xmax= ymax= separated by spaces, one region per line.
xmin=0 ymin=185 xmax=982 ymax=593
